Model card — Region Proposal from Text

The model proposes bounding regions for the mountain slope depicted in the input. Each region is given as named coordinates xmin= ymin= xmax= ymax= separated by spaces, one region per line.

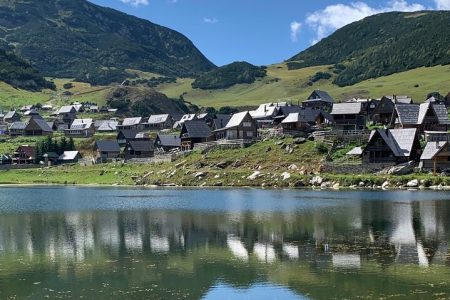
xmin=0 ymin=49 xmax=55 ymax=91
xmin=0 ymin=0 xmax=216 ymax=85
xmin=288 ymin=11 xmax=450 ymax=86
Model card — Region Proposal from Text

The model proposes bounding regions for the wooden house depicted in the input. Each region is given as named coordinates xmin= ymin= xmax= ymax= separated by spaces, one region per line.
xmin=124 ymin=140 xmax=155 ymax=160
xmin=58 ymin=151 xmax=82 ymax=164
xmin=8 ymin=122 xmax=26 ymax=136
xmin=65 ymin=119 xmax=95 ymax=137
xmin=393 ymin=103 xmax=449 ymax=132
xmin=96 ymin=120 xmax=118 ymax=132
xmin=12 ymin=145 xmax=36 ymax=164
xmin=213 ymin=111 xmax=258 ymax=140
xmin=94 ymin=140 xmax=121 ymax=162
xmin=155 ymin=134 xmax=181 ymax=152
xmin=57 ymin=106 xmax=77 ymax=127
xmin=24 ymin=117 xmax=53 ymax=136
xmin=211 ymin=115 xmax=231 ymax=140
xmin=302 ymin=90 xmax=334 ymax=112
xmin=117 ymin=117 xmax=144 ymax=130
xmin=330 ymin=102 xmax=366 ymax=131
xmin=362 ymin=128 xmax=421 ymax=164
xmin=281 ymin=113 xmax=310 ymax=132
xmin=145 ymin=114 xmax=173 ymax=130
xmin=180 ymin=120 xmax=212 ymax=150
xmin=420 ymin=141 xmax=450 ymax=172
xmin=116 ymin=130 xmax=150 ymax=146
xmin=173 ymin=114 xmax=196 ymax=129
xmin=3 ymin=110 xmax=20 ymax=124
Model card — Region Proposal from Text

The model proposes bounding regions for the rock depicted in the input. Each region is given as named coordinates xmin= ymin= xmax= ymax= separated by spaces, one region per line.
xmin=247 ymin=171 xmax=261 ymax=181
xmin=215 ymin=161 xmax=231 ymax=169
xmin=131 ymin=176 xmax=140 ymax=181
xmin=385 ymin=161 xmax=415 ymax=175
xmin=231 ymin=160 xmax=242 ymax=168
xmin=281 ymin=172 xmax=291 ymax=180
xmin=307 ymin=135 xmax=315 ymax=141
xmin=114 ymin=171 xmax=119 ymax=175
xmin=293 ymin=180 xmax=305 ymax=188
xmin=359 ymin=181 xmax=365 ymax=187
xmin=407 ymin=179 xmax=419 ymax=187
xmin=276 ymin=141 xmax=284 ymax=146
xmin=266 ymin=146 xmax=272 ymax=152
xmin=382 ymin=181 xmax=390 ymax=189
xmin=321 ymin=182 xmax=331 ymax=188
xmin=257 ymin=165 xmax=263 ymax=170
xmin=288 ymin=164 xmax=298 ymax=171
xmin=310 ymin=176 xmax=323 ymax=186
xmin=200 ymin=182 xmax=207 ymax=187
xmin=213 ymin=181 xmax=223 ymax=186
xmin=332 ymin=183 xmax=340 ymax=190
xmin=214 ymin=174 xmax=220 ymax=179
xmin=293 ymin=137 xmax=307 ymax=144
xmin=142 ymin=171 xmax=154 ymax=179
xmin=194 ymin=171 xmax=207 ymax=178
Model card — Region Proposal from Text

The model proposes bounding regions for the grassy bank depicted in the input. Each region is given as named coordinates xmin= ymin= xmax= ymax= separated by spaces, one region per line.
xmin=1 ymin=138 xmax=449 ymax=188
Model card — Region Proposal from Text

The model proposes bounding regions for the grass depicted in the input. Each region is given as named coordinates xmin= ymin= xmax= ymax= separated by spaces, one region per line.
xmin=155 ymin=63 xmax=450 ymax=108
xmin=0 ymin=64 xmax=448 ymax=110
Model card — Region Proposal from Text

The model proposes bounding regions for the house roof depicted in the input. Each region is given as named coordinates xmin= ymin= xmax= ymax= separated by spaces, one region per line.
xmin=122 ymin=117 xmax=142 ymax=126
xmin=4 ymin=111 xmax=17 ymax=119
xmin=421 ymin=141 xmax=448 ymax=160
xmin=127 ymin=140 xmax=155 ymax=152
xmin=331 ymin=102 xmax=363 ymax=115
xmin=431 ymin=104 xmax=450 ymax=124
xmin=225 ymin=111 xmax=250 ymax=128
xmin=346 ymin=147 xmax=363 ymax=156
xmin=97 ymin=120 xmax=118 ymax=131
xmin=30 ymin=118 xmax=53 ymax=132
xmin=182 ymin=120 xmax=211 ymax=138
xmin=44 ymin=152 xmax=59 ymax=158
xmin=384 ymin=95 xmax=413 ymax=104
xmin=15 ymin=145 xmax=36 ymax=158
xmin=249 ymin=104 xmax=278 ymax=119
xmin=9 ymin=122 xmax=26 ymax=130
xmin=59 ymin=151 xmax=81 ymax=161
xmin=180 ymin=114 xmax=196 ymax=123
xmin=307 ymin=90 xmax=334 ymax=103
xmin=368 ymin=128 xmax=417 ymax=157
xmin=58 ymin=105 xmax=76 ymax=114
xmin=395 ymin=104 xmax=420 ymax=125
xmin=95 ymin=140 xmax=120 ymax=152
xmin=156 ymin=134 xmax=181 ymax=147
xmin=281 ymin=113 xmax=301 ymax=124
xmin=147 ymin=114 xmax=170 ymax=124
xmin=213 ymin=116 xmax=231 ymax=130
xmin=117 ymin=129 xmax=139 ymax=139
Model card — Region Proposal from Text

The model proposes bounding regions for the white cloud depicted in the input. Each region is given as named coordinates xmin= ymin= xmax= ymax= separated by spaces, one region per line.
xmin=435 ymin=0 xmax=450 ymax=9
xmin=290 ymin=21 xmax=302 ymax=42
xmin=305 ymin=1 xmax=426 ymax=44
xmin=203 ymin=17 xmax=219 ymax=24
xmin=120 ymin=0 xmax=149 ymax=6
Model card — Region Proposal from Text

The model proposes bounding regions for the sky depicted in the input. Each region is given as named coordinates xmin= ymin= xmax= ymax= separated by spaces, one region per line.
xmin=90 ymin=0 xmax=450 ymax=67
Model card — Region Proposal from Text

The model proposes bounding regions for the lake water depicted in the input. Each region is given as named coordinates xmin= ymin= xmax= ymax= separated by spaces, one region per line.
xmin=0 ymin=187 xmax=450 ymax=299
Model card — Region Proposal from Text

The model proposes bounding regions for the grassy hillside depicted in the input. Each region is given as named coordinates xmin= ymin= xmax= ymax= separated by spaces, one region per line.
xmin=155 ymin=63 xmax=450 ymax=108
xmin=289 ymin=11 xmax=450 ymax=86
xmin=0 ymin=64 xmax=448 ymax=110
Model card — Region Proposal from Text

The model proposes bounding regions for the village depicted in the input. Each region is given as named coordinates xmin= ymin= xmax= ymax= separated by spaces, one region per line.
xmin=0 ymin=89 xmax=449 ymax=183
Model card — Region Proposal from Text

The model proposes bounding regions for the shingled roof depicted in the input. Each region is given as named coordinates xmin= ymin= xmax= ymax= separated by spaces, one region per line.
xmin=181 ymin=120 xmax=211 ymax=138
xmin=331 ymin=103 xmax=363 ymax=115
xmin=307 ymin=90 xmax=334 ymax=103
xmin=367 ymin=128 xmax=417 ymax=157
xmin=156 ymin=134 xmax=181 ymax=147
xmin=225 ymin=111 xmax=250 ymax=128
xmin=127 ymin=140 xmax=155 ymax=152
xmin=95 ymin=140 xmax=120 ymax=152
xmin=421 ymin=141 xmax=448 ymax=160
xmin=147 ymin=114 xmax=170 ymax=124
xmin=395 ymin=104 xmax=420 ymax=125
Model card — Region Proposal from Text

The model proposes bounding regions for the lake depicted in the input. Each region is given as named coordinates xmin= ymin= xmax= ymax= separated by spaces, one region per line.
xmin=0 ymin=187 xmax=449 ymax=299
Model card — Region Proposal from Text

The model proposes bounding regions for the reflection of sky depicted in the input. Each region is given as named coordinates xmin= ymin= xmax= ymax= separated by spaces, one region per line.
xmin=0 ymin=187 xmax=449 ymax=214
xmin=203 ymin=283 xmax=307 ymax=300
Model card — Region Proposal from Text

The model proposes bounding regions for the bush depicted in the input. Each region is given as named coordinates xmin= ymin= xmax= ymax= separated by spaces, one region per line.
xmin=63 ymin=82 xmax=74 ymax=89
xmin=315 ymin=143 xmax=329 ymax=154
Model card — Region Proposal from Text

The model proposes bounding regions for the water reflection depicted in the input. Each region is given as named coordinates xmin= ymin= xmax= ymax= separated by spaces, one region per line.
xmin=0 ymin=189 xmax=449 ymax=299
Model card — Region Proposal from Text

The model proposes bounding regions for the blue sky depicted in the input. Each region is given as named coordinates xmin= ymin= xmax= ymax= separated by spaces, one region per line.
xmin=90 ymin=0 xmax=449 ymax=66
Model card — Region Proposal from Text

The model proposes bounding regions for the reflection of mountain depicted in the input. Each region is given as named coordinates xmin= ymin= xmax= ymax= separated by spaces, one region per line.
xmin=0 ymin=197 xmax=449 ymax=299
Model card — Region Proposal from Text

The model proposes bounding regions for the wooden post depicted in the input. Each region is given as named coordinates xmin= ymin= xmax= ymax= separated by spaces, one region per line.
xmin=433 ymin=158 xmax=436 ymax=175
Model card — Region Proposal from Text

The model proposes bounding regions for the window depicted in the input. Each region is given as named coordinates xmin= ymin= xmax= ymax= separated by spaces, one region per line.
xmin=246 ymin=131 xmax=254 ymax=137
xmin=243 ymin=122 xmax=252 ymax=127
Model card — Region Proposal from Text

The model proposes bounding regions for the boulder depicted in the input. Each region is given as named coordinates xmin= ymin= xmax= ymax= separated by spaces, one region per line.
xmin=215 ymin=161 xmax=231 ymax=169
xmin=310 ymin=176 xmax=323 ymax=186
xmin=288 ymin=164 xmax=298 ymax=170
xmin=194 ymin=171 xmax=207 ymax=178
xmin=407 ymin=179 xmax=419 ymax=187
xmin=386 ymin=162 xmax=415 ymax=175
xmin=293 ymin=137 xmax=307 ymax=144
xmin=247 ymin=171 xmax=261 ymax=181
xmin=281 ymin=172 xmax=291 ymax=181
xmin=382 ymin=181 xmax=390 ymax=189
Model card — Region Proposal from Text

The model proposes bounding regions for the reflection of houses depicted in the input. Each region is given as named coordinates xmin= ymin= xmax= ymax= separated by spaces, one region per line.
xmin=363 ymin=128 xmax=420 ymax=164
xmin=253 ymin=243 xmax=276 ymax=263
xmin=227 ymin=235 xmax=249 ymax=261
xmin=282 ymin=243 xmax=299 ymax=260
xmin=420 ymin=141 xmax=450 ymax=172
xmin=332 ymin=254 xmax=361 ymax=269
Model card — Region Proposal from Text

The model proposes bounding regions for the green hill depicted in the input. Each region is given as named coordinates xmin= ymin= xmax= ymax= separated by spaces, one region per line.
xmin=0 ymin=0 xmax=215 ymax=85
xmin=0 ymin=49 xmax=54 ymax=91
xmin=288 ymin=11 xmax=450 ymax=86
xmin=192 ymin=61 xmax=267 ymax=90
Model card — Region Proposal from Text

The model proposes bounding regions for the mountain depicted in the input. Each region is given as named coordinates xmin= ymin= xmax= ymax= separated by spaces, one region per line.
xmin=288 ymin=11 xmax=450 ymax=87
xmin=0 ymin=49 xmax=55 ymax=91
xmin=0 ymin=0 xmax=216 ymax=85
xmin=191 ymin=61 xmax=267 ymax=90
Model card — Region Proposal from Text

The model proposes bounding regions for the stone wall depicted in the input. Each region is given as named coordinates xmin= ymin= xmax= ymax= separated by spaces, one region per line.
xmin=322 ymin=162 xmax=395 ymax=174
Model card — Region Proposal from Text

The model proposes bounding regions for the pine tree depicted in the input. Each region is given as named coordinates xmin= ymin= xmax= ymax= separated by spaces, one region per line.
xmin=59 ymin=137 xmax=67 ymax=155
xmin=68 ymin=137 xmax=75 ymax=151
